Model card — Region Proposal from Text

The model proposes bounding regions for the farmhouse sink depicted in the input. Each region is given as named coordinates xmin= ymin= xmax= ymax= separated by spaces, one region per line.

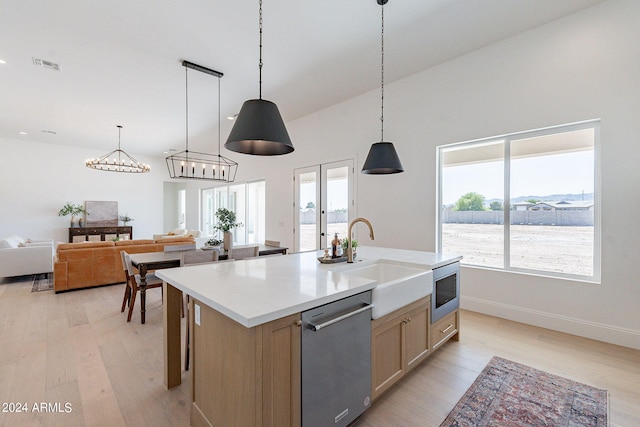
xmin=340 ymin=260 xmax=433 ymax=319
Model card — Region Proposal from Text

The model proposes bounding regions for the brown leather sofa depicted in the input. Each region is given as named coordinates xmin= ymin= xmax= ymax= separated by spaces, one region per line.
xmin=54 ymin=237 xmax=195 ymax=292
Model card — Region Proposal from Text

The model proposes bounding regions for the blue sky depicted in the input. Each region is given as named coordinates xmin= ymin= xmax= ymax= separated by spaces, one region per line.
xmin=442 ymin=151 xmax=594 ymax=205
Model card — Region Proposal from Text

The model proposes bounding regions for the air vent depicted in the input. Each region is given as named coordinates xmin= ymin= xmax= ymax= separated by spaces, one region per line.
xmin=41 ymin=129 xmax=57 ymax=135
xmin=32 ymin=57 xmax=60 ymax=71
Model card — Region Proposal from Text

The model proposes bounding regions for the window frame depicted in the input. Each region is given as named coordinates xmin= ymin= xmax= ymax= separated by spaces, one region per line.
xmin=436 ymin=120 xmax=601 ymax=283
xmin=201 ymin=179 xmax=266 ymax=245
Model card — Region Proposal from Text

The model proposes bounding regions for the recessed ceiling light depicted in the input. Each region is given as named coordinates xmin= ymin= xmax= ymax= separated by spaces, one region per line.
xmin=19 ymin=131 xmax=27 ymax=135
xmin=32 ymin=57 xmax=60 ymax=71
xmin=0 ymin=59 xmax=6 ymax=64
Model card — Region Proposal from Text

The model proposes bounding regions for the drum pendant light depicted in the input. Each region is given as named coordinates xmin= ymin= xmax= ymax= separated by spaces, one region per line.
xmin=362 ymin=0 xmax=404 ymax=174
xmin=225 ymin=0 xmax=294 ymax=156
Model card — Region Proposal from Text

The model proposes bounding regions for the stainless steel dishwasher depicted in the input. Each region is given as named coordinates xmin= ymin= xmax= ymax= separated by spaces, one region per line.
xmin=301 ymin=290 xmax=373 ymax=427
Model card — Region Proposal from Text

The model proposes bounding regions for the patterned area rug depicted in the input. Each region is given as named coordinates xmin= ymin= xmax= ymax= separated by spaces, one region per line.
xmin=31 ymin=272 xmax=53 ymax=292
xmin=440 ymin=356 xmax=608 ymax=427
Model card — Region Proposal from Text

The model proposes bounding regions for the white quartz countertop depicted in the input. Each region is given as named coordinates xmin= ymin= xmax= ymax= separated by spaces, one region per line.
xmin=156 ymin=246 xmax=461 ymax=328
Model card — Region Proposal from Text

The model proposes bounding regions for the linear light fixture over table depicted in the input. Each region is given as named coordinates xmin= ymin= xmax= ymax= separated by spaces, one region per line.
xmin=361 ymin=0 xmax=404 ymax=174
xmin=86 ymin=125 xmax=150 ymax=173
xmin=224 ymin=0 xmax=294 ymax=156
xmin=166 ymin=60 xmax=238 ymax=182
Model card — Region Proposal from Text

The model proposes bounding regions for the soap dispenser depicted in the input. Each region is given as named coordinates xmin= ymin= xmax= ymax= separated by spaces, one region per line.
xmin=331 ymin=233 xmax=340 ymax=258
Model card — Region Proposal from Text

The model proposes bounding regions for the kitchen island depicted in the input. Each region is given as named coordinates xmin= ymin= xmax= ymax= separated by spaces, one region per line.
xmin=156 ymin=246 xmax=461 ymax=427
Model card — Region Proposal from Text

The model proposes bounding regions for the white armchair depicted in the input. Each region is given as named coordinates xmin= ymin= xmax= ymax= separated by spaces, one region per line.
xmin=0 ymin=235 xmax=54 ymax=277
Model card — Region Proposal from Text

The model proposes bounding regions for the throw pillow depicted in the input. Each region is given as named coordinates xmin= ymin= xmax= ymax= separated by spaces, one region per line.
xmin=5 ymin=235 xmax=25 ymax=248
xmin=0 ymin=239 xmax=10 ymax=249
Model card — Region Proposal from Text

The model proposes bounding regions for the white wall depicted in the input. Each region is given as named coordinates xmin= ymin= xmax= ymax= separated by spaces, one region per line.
xmin=0 ymin=138 xmax=165 ymax=243
xmin=220 ymin=0 xmax=640 ymax=349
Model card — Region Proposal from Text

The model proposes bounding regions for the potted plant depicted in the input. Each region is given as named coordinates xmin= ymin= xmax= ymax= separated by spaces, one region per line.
xmin=119 ymin=214 xmax=134 ymax=226
xmin=341 ymin=238 xmax=358 ymax=255
xmin=213 ymin=208 xmax=243 ymax=250
xmin=205 ymin=238 xmax=223 ymax=251
xmin=58 ymin=202 xmax=88 ymax=227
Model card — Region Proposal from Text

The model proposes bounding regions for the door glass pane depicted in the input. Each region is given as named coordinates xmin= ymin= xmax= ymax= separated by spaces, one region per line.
xmin=229 ymin=184 xmax=246 ymax=245
xmin=215 ymin=187 xmax=228 ymax=210
xmin=298 ymin=171 xmax=318 ymax=252
xmin=326 ymin=166 xmax=349 ymax=243
xmin=178 ymin=189 xmax=186 ymax=230
xmin=246 ymin=181 xmax=265 ymax=244
xmin=440 ymin=141 xmax=504 ymax=268
xmin=202 ymin=188 xmax=215 ymax=236
xmin=509 ymin=128 xmax=595 ymax=276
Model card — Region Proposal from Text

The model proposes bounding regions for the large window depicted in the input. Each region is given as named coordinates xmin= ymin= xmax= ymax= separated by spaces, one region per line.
xmin=201 ymin=180 xmax=265 ymax=245
xmin=438 ymin=121 xmax=600 ymax=281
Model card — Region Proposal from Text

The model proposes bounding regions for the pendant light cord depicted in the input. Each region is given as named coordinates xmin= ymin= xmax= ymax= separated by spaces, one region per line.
xmin=380 ymin=2 xmax=385 ymax=142
xmin=117 ymin=125 xmax=122 ymax=165
xmin=259 ymin=0 xmax=263 ymax=100
xmin=185 ymin=66 xmax=189 ymax=154
xmin=218 ymin=77 xmax=221 ymax=155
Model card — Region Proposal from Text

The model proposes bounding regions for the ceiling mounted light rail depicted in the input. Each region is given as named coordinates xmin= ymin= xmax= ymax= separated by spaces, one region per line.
xmin=362 ymin=0 xmax=404 ymax=175
xmin=224 ymin=0 xmax=294 ymax=156
xmin=166 ymin=60 xmax=238 ymax=182
xmin=86 ymin=125 xmax=150 ymax=173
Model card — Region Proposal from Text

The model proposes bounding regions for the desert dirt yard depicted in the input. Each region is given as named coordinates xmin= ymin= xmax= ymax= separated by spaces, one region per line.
xmin=299 ymin=222 xmax=594 ymax=277
xmin=442 ymin=223 xmax=594 ymax=276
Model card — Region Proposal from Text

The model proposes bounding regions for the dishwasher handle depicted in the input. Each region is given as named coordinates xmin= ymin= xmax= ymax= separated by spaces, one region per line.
xmin=308 ymin=303 xmax=374 ymax=331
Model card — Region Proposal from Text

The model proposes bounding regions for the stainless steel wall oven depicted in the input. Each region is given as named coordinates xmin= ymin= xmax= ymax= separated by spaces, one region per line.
xmin=431 ymin=261 xmax=460 ymax=323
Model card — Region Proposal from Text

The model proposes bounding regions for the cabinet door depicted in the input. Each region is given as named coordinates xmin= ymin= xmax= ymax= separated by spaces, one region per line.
xmin=404 ymin=302 xmax=430 ymax=371
xmin=261 ymin=313 xmax=301 ymax=427
xmin=371 ymin=314 xmax=404 ymax=400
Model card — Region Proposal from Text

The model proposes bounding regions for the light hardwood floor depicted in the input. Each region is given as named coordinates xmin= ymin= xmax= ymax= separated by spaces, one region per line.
xmin=1 ymin=277 xmax=638 ymax=427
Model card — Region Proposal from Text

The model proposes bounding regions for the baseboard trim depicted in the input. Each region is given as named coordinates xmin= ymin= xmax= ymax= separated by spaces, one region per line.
xmin=461 ymin=296 xmax=640 ymax=350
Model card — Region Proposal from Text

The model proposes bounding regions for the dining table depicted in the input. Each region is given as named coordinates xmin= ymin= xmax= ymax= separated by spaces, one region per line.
xmin=129 ymin=244 xmax=288 ymax=324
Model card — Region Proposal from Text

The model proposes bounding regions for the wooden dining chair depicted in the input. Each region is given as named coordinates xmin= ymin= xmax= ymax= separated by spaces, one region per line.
xmin=120 ymin=251 xmax=164 ymax=323
xmin=180 ymin=249 xmax=219 ymax=265
xmin=228 ymin=245 xmax=259 ymax=260
xmin=164 ymin=243 xmax=196 ymax=252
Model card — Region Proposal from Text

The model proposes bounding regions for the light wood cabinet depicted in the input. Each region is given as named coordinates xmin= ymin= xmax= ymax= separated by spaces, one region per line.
xmin=190 ymin=299 xmax=301 ymax=427
xmin=371 ymin=296 xmax=430 ymax=400
xmin=431 ymin=309 xmax=459 ymax=351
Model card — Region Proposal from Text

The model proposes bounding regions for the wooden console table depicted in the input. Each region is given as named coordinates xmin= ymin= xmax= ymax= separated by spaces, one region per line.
xmin=68 ymin=226 xmax=133 ymax=243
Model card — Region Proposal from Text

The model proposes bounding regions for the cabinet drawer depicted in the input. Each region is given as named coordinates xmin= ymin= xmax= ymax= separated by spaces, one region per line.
xmin=430 ymin=310 xmax=458 ymax=350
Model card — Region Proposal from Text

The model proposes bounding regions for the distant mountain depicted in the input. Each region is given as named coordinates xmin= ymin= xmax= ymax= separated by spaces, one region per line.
xmin=486 ymin=193 xmax=594 ymax=206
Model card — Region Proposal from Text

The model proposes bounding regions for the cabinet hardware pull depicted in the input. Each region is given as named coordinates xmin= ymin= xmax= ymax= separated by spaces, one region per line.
xmin=440 ymin=324 xmax=454 ymax=334
xmin=295 ymin=320 xmax=302 ymax=327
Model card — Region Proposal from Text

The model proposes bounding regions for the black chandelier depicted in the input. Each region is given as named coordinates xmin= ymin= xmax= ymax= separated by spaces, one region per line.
xmin=362 ymin=0 xmax=404 ymax=174
xmin=86 ymin=125 xmax=150 ymax=173
xmin=166 ymin=60 xmax=238 ymax=182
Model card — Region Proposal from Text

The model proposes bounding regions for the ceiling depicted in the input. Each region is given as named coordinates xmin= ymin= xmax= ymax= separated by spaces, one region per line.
xmin=0 ymin=0 xmax=604 ymax=158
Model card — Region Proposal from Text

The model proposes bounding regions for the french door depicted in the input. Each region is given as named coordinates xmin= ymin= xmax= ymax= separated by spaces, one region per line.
xmin=294 ymin=159 xmax=354 ymax=252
